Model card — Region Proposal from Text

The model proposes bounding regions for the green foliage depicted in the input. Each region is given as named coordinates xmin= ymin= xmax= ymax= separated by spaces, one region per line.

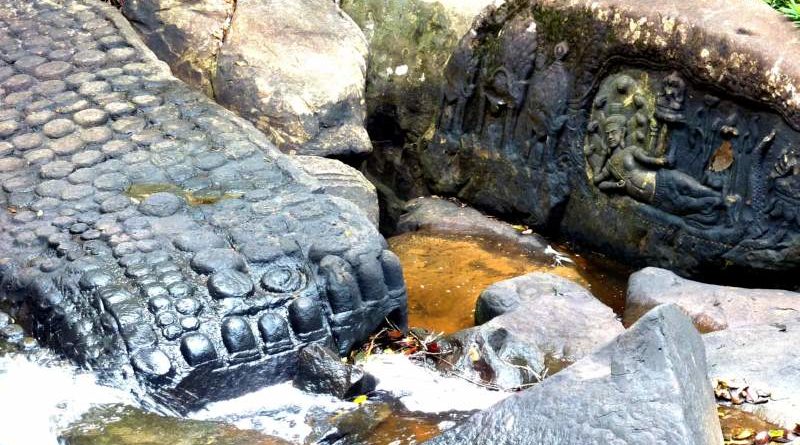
xmin=765 ymin=0 xmax=800 ymax=26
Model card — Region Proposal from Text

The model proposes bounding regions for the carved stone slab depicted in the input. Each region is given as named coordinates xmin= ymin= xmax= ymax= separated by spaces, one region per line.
xmin=423 ymin=0 xmax=800 ymax=276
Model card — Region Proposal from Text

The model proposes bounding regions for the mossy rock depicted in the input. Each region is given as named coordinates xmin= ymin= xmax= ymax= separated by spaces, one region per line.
xmin=60 ymin=405 xmax=291 ymax=445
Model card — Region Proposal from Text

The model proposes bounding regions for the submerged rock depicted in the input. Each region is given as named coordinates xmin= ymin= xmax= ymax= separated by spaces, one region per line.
xmin=440 ymin=273 xmax=624 ymax=389
xmin=61 ymin=405 xmax=291 ymax=445
xmin=0 ymin=0 xmax=406 ymax=413
xmin=397 ymin=197 xmax=548 ymax=254
xmin=625 ymin=267 xmax=800 ymax=332
xmin=123 ymin=0 xmax=370 ymax=156
xmin=426 ymin=305 xmax=723 ymax=445
xmin=705 ymin=322 xmax=800 ymax=428
xmin=389 ymin=0 xmax=800 ymax=277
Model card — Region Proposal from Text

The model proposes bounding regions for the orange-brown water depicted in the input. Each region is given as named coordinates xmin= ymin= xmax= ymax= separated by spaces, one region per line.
xmin=388 ymin=231 xmax=629 ymax=333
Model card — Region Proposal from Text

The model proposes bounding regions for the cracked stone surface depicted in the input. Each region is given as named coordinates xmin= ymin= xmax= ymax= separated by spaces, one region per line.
xmin=0 ymin=0 xmax=406 ymax=412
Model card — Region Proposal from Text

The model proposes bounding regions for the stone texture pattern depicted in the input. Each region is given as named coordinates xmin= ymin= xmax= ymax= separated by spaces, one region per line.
xmin=426 ymin=305 xmax=723 ymax=445
xmin=294 ymin=155 xmax=379 ymax=228
xmin=123 ymin=0 xmax=371 ymax=157
xmin=705 ymin=322 xmax=800 ymax=428
xmin=625 ymin=267 xmax=800 ymax=332
xmin=0 ymin=0 xmax=406 ymax=412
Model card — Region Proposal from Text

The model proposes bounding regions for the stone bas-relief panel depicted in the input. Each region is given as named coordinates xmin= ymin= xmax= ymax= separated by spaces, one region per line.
xmin=425 ymin=2 xmax=800 ymax=274
xmin=583 ymin=70 xmax=800 ymax=263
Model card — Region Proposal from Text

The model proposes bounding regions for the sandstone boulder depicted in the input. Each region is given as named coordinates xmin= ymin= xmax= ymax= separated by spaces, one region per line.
xmin=121 ymin=0 xmax=232 ymax=97
xmin=625 ymin=267 xmax=800 ymax=332
xmin=214 ymin=0 xmax=370 ymax=157
xmin=123 ymin=0 xmax=370 ymax=157
xmin=440 ymin=273 xmax=624 ymax=389
xmin=427 ymin=305 xmax=723 ymax=445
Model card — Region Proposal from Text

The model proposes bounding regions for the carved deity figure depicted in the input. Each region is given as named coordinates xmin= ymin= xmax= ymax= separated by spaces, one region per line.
xmin=519 ymin=42 xmax=571 ymax=166
xmin=593 ymin=114 xmax=724 ymax=218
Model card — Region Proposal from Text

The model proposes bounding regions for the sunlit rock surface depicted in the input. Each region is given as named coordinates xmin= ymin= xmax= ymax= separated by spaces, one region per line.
xmin=626 ymin=267 xmax=800 ymax=332
xmin=123 ymin=0 xmax=371 ymax=156
xmin=426 ymin=304 xmax=723 ymax=445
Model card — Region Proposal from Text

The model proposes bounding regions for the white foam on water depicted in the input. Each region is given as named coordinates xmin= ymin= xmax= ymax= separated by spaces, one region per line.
xmin=190 ymin=381 xmax=353 ymax=444
xmin=362 ymin=353 xmax=511 ymax=413
xmin=0 ymin=352 xmax=134 ymax=445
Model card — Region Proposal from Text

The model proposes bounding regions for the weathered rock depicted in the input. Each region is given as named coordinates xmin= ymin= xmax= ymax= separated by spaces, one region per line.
xmin=213 ymin=0 xmax=370 ymax=156
xmin=344 ymin=0 xmax=495 ymax=222
xmin=705 ymin=322 xmax=800 ymax=427
xmin=426 ymin=305 xmax=723 ymax=445
xmin=120 ymin=0 xmax=232 ymax=97
xmin=0 ymin=0 xmax=406 ymax=413
xmin=295 ymin=156 xmax=379 ymax=227
xmin=122 ymin=0 xmax=370 ymax=157
xmin=625 ymin=267 xmax=800 ymax=332
xmin=293 ymin=343 xmax=375 ymax=399
xmin=397 ymin=196 xmax=548 ymax=254
xmin=342 ymin=0 xmax=493 ymax=143
xmin=387 ymin=0 xmax=800 ymax=277
xmin=441 ymin=273 xmax=624 ymax=389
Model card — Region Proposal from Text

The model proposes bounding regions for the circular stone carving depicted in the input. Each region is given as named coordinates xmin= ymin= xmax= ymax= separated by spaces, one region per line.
xmin=132 ymin=348 xmax=172 ymax=377
xmin=261 ymin=263 xmax=307 ymax=293
xmin=207 ymin=269 xmax=253 ymax=299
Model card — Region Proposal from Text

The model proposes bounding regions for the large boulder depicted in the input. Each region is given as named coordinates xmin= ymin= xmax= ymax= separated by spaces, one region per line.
xmin=120 ymin=0 xmax=232 ymax=97
xmin=295 ymin=156 xmax=379 ymax=228
xmin=122 ymin=0 xmax=371 ymax=157
xmin=426 ymin=304 xmax=723 ymax=445
xmin=626 ymin=267 xmax=800 ymax=332
xmin=440 ymin=273 xmax=624 ymax=389
xmin=705 ymin=322 xmax=800 ymax=427
xmin=0 ymin=0 xmax=406 ymax=413
xmin=397 ymin=196 xmax=548 ymax=254
xmin=390 ymin=0 xmax=800 ymax=277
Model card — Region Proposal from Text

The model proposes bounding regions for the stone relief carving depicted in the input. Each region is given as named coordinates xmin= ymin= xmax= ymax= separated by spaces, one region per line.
xmin=425 ymin=6 xmax=800 ymax=273
xmin=585 ymin=72 xmax=727 ymax=225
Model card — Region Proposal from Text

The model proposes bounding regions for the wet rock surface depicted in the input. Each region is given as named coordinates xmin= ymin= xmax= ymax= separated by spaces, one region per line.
xmin=427 ymin=304 xmax=723 ymax=445
xmin=625 ymin=267 xmax=800 ymax=332
xmin=123 ymin=0 xmax=370 ymax=157
xmin=295 ymin=155 xmax=379 ymax=228
xmin=293 ymin=343 xmax=376 ymax=399
xmin=441 ymin=272 xmax=624 ymax=389
xmin=397 ymin=197 xmax=548 ymax=255
xmin=380 ymin=0 xmax=800 ymax=277
xmin=61 ymin=405 xmax=292 ymax=445
xmin=705 ymin=322 xmax=800 ymax=428
xmin=0 ymin=0 xmax=406 ymax=412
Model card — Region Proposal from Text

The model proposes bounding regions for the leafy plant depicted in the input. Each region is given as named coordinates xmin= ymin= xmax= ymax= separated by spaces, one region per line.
xmin=765 ymin=0 xmax=800 ymax=26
